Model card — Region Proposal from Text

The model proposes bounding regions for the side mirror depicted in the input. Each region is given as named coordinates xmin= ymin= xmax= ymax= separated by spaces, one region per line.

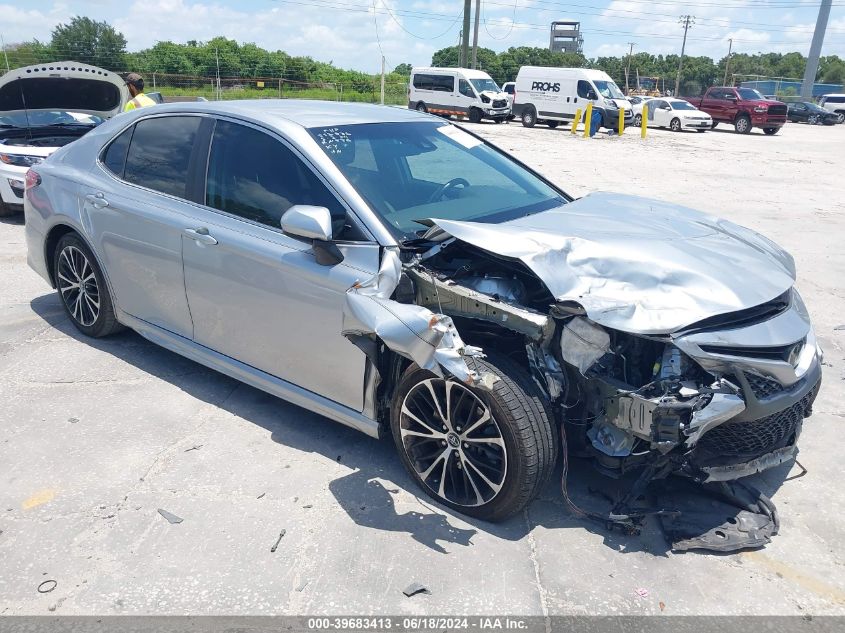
xmin=280 ymin=205 xmax=344 ymax=266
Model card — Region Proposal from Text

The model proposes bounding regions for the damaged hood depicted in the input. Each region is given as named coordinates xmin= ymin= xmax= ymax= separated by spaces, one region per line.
xmin=427 ymin=192 xmax=796 ymax=335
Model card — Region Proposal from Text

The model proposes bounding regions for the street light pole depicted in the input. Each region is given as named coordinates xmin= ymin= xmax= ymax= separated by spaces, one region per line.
xmin=460 ymin=0 xmax=471 ymax=68
xmin=471 ymin=0 xmax=481 ymax=69
xmin=723 ymin=38 xmax=733 ymax=86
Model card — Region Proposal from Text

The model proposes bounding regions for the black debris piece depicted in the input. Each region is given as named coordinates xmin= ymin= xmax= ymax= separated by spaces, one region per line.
xmin=157 ymin=509 xmax=183 ymax=524
xmin=271 ymin=530 xmax=286 ymax=553
xmin=657 ymin=479 xmax=779 ymax=552
xmin=834 ymin=325 xmax=845 ymax=331
xmin=68 ymin=417 xmax=79 ymax=424
xmin=184 ymin=445 xmax=203 ymax=452
xmin=295 ymin=580 xmax=309 ymax=592
xmin=402 ymin=582 xmax=430 ymax=598
xmin=37 ymin=580 xmax=57 ymax=594
xmin=257 ymin=492 xmax=266 ymax=499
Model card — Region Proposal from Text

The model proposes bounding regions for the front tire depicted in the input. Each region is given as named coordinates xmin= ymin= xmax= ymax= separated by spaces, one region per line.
xmin=836 ymin=112 xmax=845 ymax=124
xmin=521 ymin=106 xmax=537 ymax=128
xmin=468 ymin=108 xmax=482 ymax=124
xmin=53 ymin=233 xmax=121 ymax=338
xmin=735 ymin=114 xmax=751 ymax=134
xmin=390 ymin=355 xmax=556 ymax=522
xmin=633 ymin=113 xmax=642 ymax=127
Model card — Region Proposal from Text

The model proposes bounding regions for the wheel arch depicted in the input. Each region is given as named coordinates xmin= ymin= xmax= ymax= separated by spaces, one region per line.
xmin=44 ymin=223 xmax=119 ymax=315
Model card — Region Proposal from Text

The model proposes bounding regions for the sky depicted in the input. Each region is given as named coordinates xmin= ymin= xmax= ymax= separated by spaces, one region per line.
xmin=2 ymin=0 xmax=845 ymax=73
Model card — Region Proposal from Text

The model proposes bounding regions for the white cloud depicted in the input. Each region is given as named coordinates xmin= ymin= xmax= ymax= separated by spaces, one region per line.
xmin=0 ymin=2 xmax=71 ymax=44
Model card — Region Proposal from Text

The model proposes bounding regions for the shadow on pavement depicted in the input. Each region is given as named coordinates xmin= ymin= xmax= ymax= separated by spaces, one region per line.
xmin=28 ymin=291 xmax=795 ymax=556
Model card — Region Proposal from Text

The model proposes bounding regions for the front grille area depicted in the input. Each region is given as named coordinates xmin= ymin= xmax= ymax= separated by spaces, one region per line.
xmin=692 ymin=380 xmax=820 ymax=467
xmin=768 ymin=104 xmax=787 ymax=116
xmin=492 ymin=99 xmax=508 ymax=109
xmin=745 ymin=373 xmax=786 ymax=400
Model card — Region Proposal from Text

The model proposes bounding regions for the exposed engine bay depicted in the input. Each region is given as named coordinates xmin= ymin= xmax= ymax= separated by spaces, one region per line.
xmin=341 ymin=193 xmax=823 ymax=552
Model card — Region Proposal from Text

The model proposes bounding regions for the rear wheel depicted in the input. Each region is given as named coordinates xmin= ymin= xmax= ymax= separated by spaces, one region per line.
xmin=415 ymin=102 xmax=427 ymax=113
xmin=521 ymin=106 xmax=537 ymax=128
xmin=735 ymin=114 xmax=751 ymax=134
xmin=53 ymin=233 xmax=121 ymax=338
xmin=546 ymin=120 xmax=559 ymax=129
xmin=763 ymin=127 xmax=779 ymax=135
xmin=390 ymin=355 xmax=556 ymax=521
xmin=468 ymin=108 xmax=482 ymax=124
xmin=0 ymin=200 xmax=20 ymax=218
xmin=670 ymin=117 xmax=682 ymax=132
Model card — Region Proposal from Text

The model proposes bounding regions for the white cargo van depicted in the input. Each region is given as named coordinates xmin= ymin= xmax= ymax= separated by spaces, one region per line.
xmin=512 ymin=67 xmax=633 ymax=130
xmin=818 ymin=94 xmax=845 ymax=124
xmin=409 ymin=67 xmax=511 ymax=123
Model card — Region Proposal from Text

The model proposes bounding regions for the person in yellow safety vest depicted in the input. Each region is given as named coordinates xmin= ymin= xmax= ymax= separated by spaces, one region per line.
xmin=124 ymin=73 xmax=156 ymax=111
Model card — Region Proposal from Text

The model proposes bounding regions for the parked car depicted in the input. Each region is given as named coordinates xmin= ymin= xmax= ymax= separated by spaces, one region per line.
xmin=787 ymin=101 xmax=839 ymax=125
xmin=409 ymin=67 xmax=510 ymax=123
xmin=502 ymin=81 xmax=515 ymax=109
xmin=685 ymin=86 xmax=787 ymax=135
xmin=632 ymin=97 xmax=713 ymax=132
xmin=0 ymin=61 xmax=129 ymax=216
xmin=24 ymin=101 xmax=822 ymax=522
xmin=627 ymin=95 xmax=654 ymax=106
xmin=512 ymin=66 xmax=633 ymax=130
xmin=817 ymin=93 xmax=845 ymax=123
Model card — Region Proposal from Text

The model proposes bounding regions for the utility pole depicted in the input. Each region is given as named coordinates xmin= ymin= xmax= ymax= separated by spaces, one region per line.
xmin=0 ymin=34 xmax=10 ymax=73
xmin=380 ymin=55 xmax=385 ymax=105
xmin=624 ymin=42 xmax=635 ymax=94
xmin=460 ymin=0 xmax=471 ymax=68
xmin=723 ymin=38 xmax=733 ymax=85
xmin=801 ymin=0 xmax=832 ymax=98
xmin=674 ymin=15 xmax=694 ymax=97
xmin=471 ymin=0 xmax=481 ymax=69
xmin=215 ymin=47 xmax=221 ymax=101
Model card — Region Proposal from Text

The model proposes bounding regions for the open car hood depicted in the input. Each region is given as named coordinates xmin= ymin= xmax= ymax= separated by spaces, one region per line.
xmin=0 ymin=62 xmax=129 ymax=120
xmin=425 ymin=192 xmax=796 ymax=335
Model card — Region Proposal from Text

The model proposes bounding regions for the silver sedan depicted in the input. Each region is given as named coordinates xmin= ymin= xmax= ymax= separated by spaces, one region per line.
xmin=24 ymin=101 xmax=822 ymax=523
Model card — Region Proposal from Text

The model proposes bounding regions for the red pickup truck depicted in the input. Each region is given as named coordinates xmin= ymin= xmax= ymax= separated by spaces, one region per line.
xmin=685 ymin=87 xmax=788 ymax=135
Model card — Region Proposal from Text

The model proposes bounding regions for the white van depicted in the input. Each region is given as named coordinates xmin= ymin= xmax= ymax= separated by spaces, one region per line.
xmin=409 ymin=67 xmax=511 ymax=123
xmin=512 ymin=67 xmax=633 ymax=130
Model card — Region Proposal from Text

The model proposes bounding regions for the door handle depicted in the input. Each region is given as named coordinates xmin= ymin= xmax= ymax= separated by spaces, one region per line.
xmin=183 ymin=227 xmax=218 ymax=245
xmin=85 ymin=192 xmax=109 ymax=208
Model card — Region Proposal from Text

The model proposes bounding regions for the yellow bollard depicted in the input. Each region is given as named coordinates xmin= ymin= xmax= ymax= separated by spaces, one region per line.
xmin=640 ymin=107 xmax=648 ymax=139
xmin=618 ymin=108 xmax=625 ymax=135
xmin=571 ymin=108 xmax=581 ymax=134
xmin=582 ymin=102 xmax=593 ymax=138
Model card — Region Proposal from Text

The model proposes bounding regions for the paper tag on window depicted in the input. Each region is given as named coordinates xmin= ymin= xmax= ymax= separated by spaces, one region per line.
xmin=437 ymin=125 xmax=482 ymax=149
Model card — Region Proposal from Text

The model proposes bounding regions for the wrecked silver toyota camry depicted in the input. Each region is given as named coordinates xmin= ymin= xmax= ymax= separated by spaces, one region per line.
xmin=25 ymin=102 xmax=821 ymax=539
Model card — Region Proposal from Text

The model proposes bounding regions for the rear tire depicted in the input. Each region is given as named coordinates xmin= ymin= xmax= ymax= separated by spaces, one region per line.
xmin=0 ymin=200 xmax=20 ymax=218
xmin=390 ymin=354 xmax=557 ymax=522
xmin=53 ymin=233 xmax=122 ymax=338
xmin=521 ymin=106 xmax=537 ymax=128
xmin=670 ymin=117 xmax=681 ymax=132
xmin=546 ymin=120 xmax=559 ymax=129
xmin=735 ymin=114 xmax=751 ymax=134
xmin=468 ymin=108 xmax=482 ymax=124
xmin=763 ymin=127 xmax=779 ymax=135
xmin=415 ymin=102 xmax=427 ymax=113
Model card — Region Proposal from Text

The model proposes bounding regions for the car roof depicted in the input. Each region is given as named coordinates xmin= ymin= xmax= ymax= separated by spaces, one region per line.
xmin=125 ymin=99 xmax=434 ymax=129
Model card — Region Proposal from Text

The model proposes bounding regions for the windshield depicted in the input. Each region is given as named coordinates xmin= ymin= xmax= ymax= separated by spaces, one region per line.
xmin=310 ymin=121 xmax=566 ymax=239
xmin=671 ymin=101 xmax=697 ymax=110
xmin=469 ymin=78 xmax=500 ymax=94
xmin=737 ymin=88 xmax=765 ymax=100
xmin=0 ymin=110 xmax=104 ymax=128
xmin=594 ymin=80 xmax=625 ymax=99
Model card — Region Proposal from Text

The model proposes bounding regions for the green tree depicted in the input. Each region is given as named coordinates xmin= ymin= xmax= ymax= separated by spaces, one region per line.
xmin=49 ymin=16 xmax=127 ymax=70
xmin=393 ymin=63 xmax=412 ymax=76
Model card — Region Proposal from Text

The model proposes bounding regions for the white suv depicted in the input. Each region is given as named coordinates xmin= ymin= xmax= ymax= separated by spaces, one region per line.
xmin=818 ymin=94 xmax=845 ymax=124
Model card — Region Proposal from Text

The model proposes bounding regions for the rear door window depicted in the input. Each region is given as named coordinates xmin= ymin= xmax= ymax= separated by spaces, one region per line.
xmin=101 ymin=126 xmax=134 ymax=178
xmin=123 ymin=116 xmax=202 ymax=198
